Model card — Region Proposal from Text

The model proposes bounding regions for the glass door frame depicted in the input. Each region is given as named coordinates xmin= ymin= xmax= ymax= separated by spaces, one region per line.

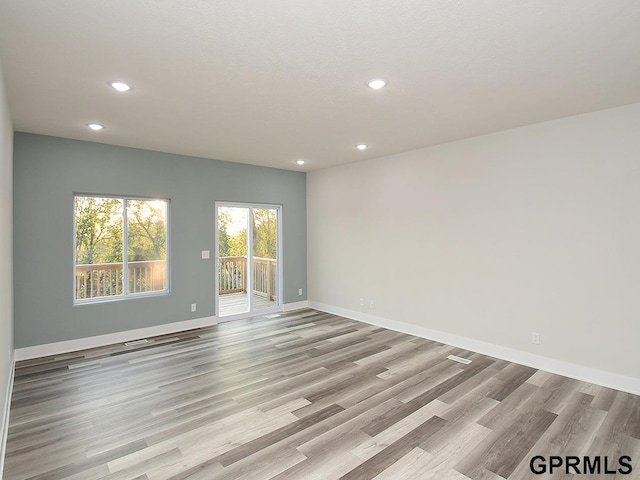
xmin=214 ymin=201 xmax=283 ymax=322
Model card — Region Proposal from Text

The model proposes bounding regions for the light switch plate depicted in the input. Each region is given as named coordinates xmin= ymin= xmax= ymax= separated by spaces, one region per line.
xmin=202 ymin=250 xmax=210 ymax=259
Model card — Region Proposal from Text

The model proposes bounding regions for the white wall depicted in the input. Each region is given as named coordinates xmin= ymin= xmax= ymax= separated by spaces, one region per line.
xmin=0 ymin=56 xmax=14 ymax=476
xmin=308 ymin=102 xmax=640 ymax=390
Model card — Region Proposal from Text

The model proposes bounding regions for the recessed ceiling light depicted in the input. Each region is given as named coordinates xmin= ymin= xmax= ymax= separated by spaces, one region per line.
xmin=296 ymin=159 xmax=305 ymax=165
xmin=367 ymin=78 xmax=387 ymax=90
xmin=356 ymin=144 xmax=368 ymax=150
xmin=87 ymin=123 xmax=104 ymax=131
xmin=109 ymin=81 xmax=132 ymax=92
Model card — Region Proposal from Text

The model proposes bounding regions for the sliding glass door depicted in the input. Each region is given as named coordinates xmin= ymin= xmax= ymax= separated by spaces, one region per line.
xmin=216 ymin=203 xmax=281 ymax=319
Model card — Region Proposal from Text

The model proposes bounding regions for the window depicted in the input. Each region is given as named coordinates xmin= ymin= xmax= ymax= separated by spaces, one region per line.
xmin=74 ymin=195 xmax=169 ymax=302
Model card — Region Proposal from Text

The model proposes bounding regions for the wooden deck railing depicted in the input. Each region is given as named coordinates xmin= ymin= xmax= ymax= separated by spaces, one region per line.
xmin=252 ymin=257 xmax=277 ymax=301
xmin=218 ymin=256 xmax=247 ymax=294
xmin=75 ymin=260 xmax=167 ymax=300
xmin=76 ymin=257 xmax=275 ymax=301
xmin=219 ymin=256 xmax=276 ymax=300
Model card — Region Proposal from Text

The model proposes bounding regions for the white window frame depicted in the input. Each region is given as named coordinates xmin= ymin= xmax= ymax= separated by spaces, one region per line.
xmin=73 ymin=193 xmax=171 ymax=304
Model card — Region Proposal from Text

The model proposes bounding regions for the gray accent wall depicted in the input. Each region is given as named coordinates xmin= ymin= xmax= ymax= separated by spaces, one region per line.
xmin=0 ymin=56 xmax=14 ymax=463
xmin=13 ymin=133 xmax=307 ymax=348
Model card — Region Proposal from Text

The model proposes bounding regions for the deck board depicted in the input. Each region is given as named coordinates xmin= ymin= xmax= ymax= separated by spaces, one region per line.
xmin=219 ymin=292 xmax=276 ymax=317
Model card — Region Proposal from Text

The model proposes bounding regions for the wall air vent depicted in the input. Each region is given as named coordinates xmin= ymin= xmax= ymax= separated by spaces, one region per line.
xmin=446 ymin=354 xmax=472 ymax=365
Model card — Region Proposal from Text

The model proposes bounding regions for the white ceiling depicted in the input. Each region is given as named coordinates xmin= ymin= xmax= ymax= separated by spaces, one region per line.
xmin=1 ymin=1 xmax=640 ymax=171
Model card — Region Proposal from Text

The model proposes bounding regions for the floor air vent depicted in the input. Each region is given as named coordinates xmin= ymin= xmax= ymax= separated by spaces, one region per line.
xmin=446 ymin=354 xmax=472 ymax=365
xmin=124 ymin=339 xmax=149 ymax=347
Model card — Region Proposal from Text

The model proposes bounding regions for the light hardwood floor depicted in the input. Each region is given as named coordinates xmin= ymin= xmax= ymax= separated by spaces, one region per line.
xmin=4 ymin=309 xmax=640 ymax=479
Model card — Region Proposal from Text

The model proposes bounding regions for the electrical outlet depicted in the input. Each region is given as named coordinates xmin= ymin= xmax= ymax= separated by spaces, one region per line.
xmin=532 ymin=332 xmax=540 ymax=344
xmin=201 ymin=250 xmax=210 ymax=259
xmin=369 ymin=300 xmax=375 ymax=309
xmin=359 ymin=298 xmax=364 ymax=306
xmin=298 ymin=288 xmax=303 ymax=296
xmin=191 ymin=303 xmax=197 ymax=312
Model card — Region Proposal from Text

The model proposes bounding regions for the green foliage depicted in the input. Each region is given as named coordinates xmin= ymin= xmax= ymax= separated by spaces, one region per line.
xmin=127 ymin=200 xmax=167 ymax=261
xmin=74 ymin=197 xmax=123 ymax=264
xmin=218 ymin=207 xmax=248 ymax=257
xmin=217 ymin=210 xmax=232 ymax=257
xmin=228 ymin=229 xmax=247 ymax=257
xmin=75 ymin=197 xmax=167 ymax=265
xmin=252 ymin=208 xmax=277 ymax=259
xmin=217 ymin=207 xmax=277 ymax=259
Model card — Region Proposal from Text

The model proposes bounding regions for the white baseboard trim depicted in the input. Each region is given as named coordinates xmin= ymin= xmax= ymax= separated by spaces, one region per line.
xmin=0 ymin=352 xmax=15 ymax=480
xmin=309 ymin=301 xmax=640 ymax=396
xmin=283 ymin=300 xmax=309 ymax=312
xmin=14 ymin=316 xmax=218 ymax=361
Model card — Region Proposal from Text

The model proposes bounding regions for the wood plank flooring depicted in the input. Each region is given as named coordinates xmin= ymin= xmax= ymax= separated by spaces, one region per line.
xmin=4 ymin=309 xmax=640 ymax=479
